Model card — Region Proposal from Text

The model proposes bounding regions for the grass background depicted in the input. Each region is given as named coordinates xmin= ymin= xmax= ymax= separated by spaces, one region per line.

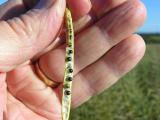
xmin=70 ymin=35 xmax=160 ymax=120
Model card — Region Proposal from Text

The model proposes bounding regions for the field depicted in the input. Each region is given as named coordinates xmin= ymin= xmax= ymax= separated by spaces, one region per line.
xmin=70 ymin=35 xmax=160 ymax=120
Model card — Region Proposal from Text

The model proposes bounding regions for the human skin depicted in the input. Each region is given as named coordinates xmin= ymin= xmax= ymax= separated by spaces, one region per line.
xmin=0 ymin=0 xmax=146 ymax=120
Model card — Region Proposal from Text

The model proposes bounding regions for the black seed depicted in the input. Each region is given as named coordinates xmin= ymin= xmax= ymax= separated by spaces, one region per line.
xmin=66 ymin=57 xmax=72 ymax=61
xmin=65 ymin=90 xmax=71 ymax=95
xmin=69 ymin=35 xmax=72 ymax=40
xmin=68 ymin=69 xmax=73 ymax=73
xmin=68 ymin=50 xmax=73 ymax=54
xmin=66 ymin=77 xmax=72 ymax=81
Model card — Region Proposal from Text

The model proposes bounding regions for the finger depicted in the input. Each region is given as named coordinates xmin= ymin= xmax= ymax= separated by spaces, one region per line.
xmin=73 ymin=0 xmax=127 ymax=32
xmin=70 ymin=34 xmax=146 ymax=107
xmin=0 ymin=0 xmax=66 ymax=72
xmin=0 ymin=73 xmax=6 ymax=119
xmin=39 ymin=0 xmax=146 ymax=83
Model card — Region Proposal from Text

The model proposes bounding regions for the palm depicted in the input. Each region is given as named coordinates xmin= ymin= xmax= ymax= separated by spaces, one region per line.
xmin=5 ymin=65 xmax=62 ymax=120
xmin=0 ymin=0 xmax=146 ymax=120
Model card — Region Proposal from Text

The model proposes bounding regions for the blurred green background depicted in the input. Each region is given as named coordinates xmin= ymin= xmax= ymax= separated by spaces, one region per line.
xmin=70 ymin=35 xmax=160 ymax=120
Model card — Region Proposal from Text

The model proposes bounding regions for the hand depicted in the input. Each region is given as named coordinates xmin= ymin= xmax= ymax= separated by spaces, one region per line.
xmin=0 ymin=0 xmax=146 ymax=120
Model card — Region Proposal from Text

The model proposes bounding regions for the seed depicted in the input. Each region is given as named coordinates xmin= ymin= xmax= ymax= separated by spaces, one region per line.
xmin=65 ymin=90 xmax=71 ymax=95
xmin=69 ymin=35 xmax=72 ymax=40
xmin=66 ymin=77 xmax=72 ymax=81
xmin=68 ymin=50 xmax=73 ymax=54
xmin=68 ymin=69 xmax=73 ymax=73
xmin=66 ymin=57 xmax=72 ymax=62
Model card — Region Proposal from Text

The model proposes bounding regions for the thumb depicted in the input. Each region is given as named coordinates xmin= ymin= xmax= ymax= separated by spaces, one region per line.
xmin=0 ymin=0 xmax=66 ymax=72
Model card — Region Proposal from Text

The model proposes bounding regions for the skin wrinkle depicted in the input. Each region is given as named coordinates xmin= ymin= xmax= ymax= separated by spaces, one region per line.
xmin=118 ymin=42 xmax=145 ymax=75
xmin=13 ymin=82 xmax=47 ymax=95
xmin=35 ymin=108 xmax=61 ymax=120
xmin=16 ymin=84 xmax=46 ymax=103
xmin=18 ymin=10 xmax=40 ymax=44
xmin=33 ymin=12 xmax=47 ymax=51
xmin=92 ymin=67 xmax=116 ymax=95
xmin=105 ymin=36 xmax=145 ymax=77
xmin=12 ymin=79 xmax=31 ymax=98
xmin=11 ymin=83 xmax=30 ymax=98
xmin=0 ymin=21 xmax=20 ymax=45
xmin=32 ymin=10 xmax=63 ymax=55
xmin=7 ymin=97 xmax=45 ymax=120
xmin=77 ymin=62 xmax=115 ymax=98
xmin=73 ymin=0 xmax=128 ymax=33
xmin=36 ymin=93 xmax=54 ymax=108
xmin=6 ymin=70 xmax=28 ymax=85
xmin=0 ymin=21 xmax=32 ymax=66
xmin=30 ymin=0 xmax=66 ymax=58
xmin=7 ymin=99 xmax=24 ymax=120
xmin=34 ymin=99 xmax=61 ymax=119
xmin=19 ymin=11 xmax=38 ymax=39
xmin=6 ymin=68 xmax=29 ymax=87
xmin=7 ymin=17 xmax=27 ymax=38
xmin=12 ymin=86 xmax=60 ymax=119
xmin=25 ymin=103 xmax=55 ymax=118
xmin=15 ymin=109 xmax=26 ymax=120
xmin=78 ymin=74 xmax=97 ymax=97
xmin=109 ymin=1 xmax=146 ymax=41
xmin=97 ymin=1 xmax=134 ymax=45
xmin=71 ymin=76 xmax=92 ymax=107
xmin=4 ymin=16 xmax=35 ymax=64
xmin=91 ymin=0 xmax=127 ymax=17
xmin=6 ymin=17 xmax=31 ymax=44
